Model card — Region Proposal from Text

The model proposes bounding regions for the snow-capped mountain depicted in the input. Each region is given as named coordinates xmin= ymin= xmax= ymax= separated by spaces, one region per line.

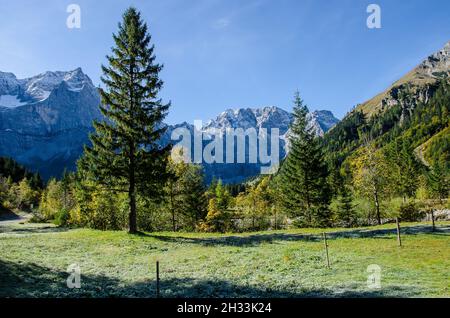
xmin=203 ymin=106 xmax=338 ymax=136
xmin=163 ymin=106 xmax=338 ymax=183
xmin=203 ymin=106 xmax=292 ymax=133
xmin=306 ymin=110 xmax=340 ymax=136
xmin=0 ymin=68 xmax=338 ymax=182
xmin=203 ymin=107 xmax=338 ymax=136
xmin=0 ymin=68 xmax=102 ymax=179
xmin=0 ymin=68 xmax=93 ymax=106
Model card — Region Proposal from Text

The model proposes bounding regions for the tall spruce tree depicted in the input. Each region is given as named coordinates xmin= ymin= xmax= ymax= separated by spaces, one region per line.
xmin=277 ymin=92 xmax=331 ymax=227
xmin=78 ymin=7 xmax=170 ymax=233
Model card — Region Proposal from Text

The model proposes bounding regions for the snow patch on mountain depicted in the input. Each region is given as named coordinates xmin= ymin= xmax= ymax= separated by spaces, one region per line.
xmin=0 ymin=95 xmax=27 ymax=108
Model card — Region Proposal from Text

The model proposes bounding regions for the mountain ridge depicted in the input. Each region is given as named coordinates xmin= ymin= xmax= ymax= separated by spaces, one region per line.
xmin=0 ymin=68 xmax=338 ymax=182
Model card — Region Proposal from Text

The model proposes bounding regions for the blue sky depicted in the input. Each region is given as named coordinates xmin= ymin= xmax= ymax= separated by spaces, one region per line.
xmin=0 ymin=0 xmax=449 ymax=124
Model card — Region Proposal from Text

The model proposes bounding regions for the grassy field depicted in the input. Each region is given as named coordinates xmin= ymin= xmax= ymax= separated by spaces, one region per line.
xmin=0 ymin=219 xmax=449 ymax=298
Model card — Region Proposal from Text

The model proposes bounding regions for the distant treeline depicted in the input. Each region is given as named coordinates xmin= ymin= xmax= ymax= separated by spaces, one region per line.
xmin=0 ymin=157 xmax=43 ymax=189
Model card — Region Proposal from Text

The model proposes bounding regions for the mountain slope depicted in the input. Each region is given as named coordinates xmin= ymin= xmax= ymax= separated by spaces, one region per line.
xmin=324 ymin=41 xmax=450 ymax=171
xmin=356 ymin=41 xmax=449 ymax=117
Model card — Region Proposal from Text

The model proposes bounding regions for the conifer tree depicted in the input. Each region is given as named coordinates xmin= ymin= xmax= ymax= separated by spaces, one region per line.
xmin=335 ymin=184 xmax=358 ymax=227
xmin=385 ymin=139 xmax=421 ymax=201
xmin=277 ymin=92 xmax=331 ymax=227
xmin=179 ymin=164 xmax=207 ymax=227
xmin=78 ymin=7 xmax=170 ymax=233
xmin=427 ymin=159 xmax=449 ymax=203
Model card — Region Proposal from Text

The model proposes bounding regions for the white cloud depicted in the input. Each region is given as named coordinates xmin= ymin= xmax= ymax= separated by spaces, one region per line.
xmin=213 ymin=18 xmax=230 ymax=29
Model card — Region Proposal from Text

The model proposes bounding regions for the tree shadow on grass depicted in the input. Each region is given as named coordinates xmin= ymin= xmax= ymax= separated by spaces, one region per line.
xmin=0 ymin=259 xmax=422 ymax=298
xmin=0 ymin=208 xmax=22 ymax=221
xmin=149 ymin=233 xmax=320 ymax=246
xmin=146 ymin=224 xmax=449 ymax=247
xmin=0 ymin=259 xmax=123 ymax=298
xmin=137 ymin=277 xmax=422 ymax=298
xmin=0 ymin=224 xmax=69 ymax=234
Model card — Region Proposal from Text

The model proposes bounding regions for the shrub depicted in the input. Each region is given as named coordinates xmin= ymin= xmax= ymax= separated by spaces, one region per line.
xmin=198 ymin=198 xmax=232 ymax=233
xmin=53 ymin=209 xmax=70 ymax=226
xmin=29 ymin=211 xmax=46 ymax=223
xmin=399 ymin=201 xmax=425 ymax=222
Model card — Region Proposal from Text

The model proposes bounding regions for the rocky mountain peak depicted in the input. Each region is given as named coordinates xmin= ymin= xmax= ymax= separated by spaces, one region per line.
xmin=203 ymin=106 xmax=293 ymax=133
xmin=356 ymin=40 xmax=450 ymax=117
xmin=307 ymin=110 xmax=340 ymax=136
xmin=416 ymin=40 xmax=450 ymax=79
xmin=23 ymin=68 xmax=93 ymax=102
xmin=0 ymin=71 xmax=21 ymax=95
xmin=203 ymin=105 xmax=338 ymax=137
xmin=0 ymin=68 xmax=102 ymax=179
xmin=0 ymin=68 xmax=95 ymax=107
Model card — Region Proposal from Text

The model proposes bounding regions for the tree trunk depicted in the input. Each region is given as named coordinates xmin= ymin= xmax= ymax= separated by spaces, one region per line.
xmin=305 ymin=182 xmax=312 ymax=227
xmin=373 ymin=189 xmax=381 ymax=225
xmin=396 ymin=217 xmax=402 ymax=247
xmin=128 ymin=61 xmax=138 ymax=234
xmin=128 ymin=148 xmax=137 ymax=234
xmin=172 ymin=213 xmax=176 ymax=232
xmin=170 ymin=183 xmax=176 ymax=231
xmin=431 ymin=210 xmax=435 ymax=232
xmin=129 ymin=182 xmax=137 ymax=233
xmin=274 ymin=208 xmax=278 ymax=230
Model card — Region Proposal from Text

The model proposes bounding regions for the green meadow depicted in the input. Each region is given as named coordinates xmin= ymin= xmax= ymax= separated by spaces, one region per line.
xmin=1 ymin=220 xmax=448 ymax=298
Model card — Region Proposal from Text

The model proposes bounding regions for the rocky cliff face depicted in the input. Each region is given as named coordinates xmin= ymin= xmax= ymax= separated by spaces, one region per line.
xmin=375 ymin=42 xmax=450 ymax=124
xmin=0 ymin=68 xmax=102 ymax=179
xmin=306 ymin=110 xmax=340 ymax=136
xmin=414 ymin=41 xmax=450 ymax=80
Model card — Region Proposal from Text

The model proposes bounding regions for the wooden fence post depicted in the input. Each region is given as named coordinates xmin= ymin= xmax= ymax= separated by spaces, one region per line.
xmin=323 ymin=232 xmax=330 ymax=269
xmin=431 ymin=210 xmax=435 ymax=232
xmin=156 ymin=260 xmax=160 ymax=298
xmin=396 ymin=218 xmax=402 ymax=247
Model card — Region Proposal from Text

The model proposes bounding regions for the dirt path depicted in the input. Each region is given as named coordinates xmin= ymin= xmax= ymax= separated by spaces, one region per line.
xmin=0 ymin=211 xmax=31 ymax=224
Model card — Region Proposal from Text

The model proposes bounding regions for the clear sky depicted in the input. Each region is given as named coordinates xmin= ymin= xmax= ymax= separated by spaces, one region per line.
xmin=0 ymin=0 xmax=449 ymax=124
